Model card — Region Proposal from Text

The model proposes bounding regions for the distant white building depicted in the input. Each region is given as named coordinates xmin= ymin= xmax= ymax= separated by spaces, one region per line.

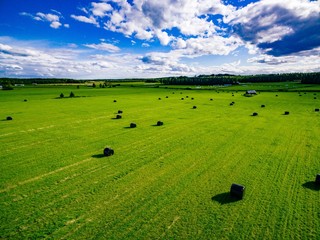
xmin=14 ymin=84 xmax=24 ymax=87
xmin=0 ymin=85 xmax=2 ymax=89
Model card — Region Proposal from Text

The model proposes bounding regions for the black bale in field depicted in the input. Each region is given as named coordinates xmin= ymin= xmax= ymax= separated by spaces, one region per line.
xmin=103 ymin=147 xmax=114 ymax=157
xmin=210 ymin=98 xmax=213 ymax=101
xmin=24 ymin=99 xmax=27 ymax=102
xmin=113 ymin=100 xmax=117 ymax=102
xmin=316 ymin=174 xmax=320 ymax=185
xmin=116 ymin=114 xmax=122 ymax=119
xmin=284 ymin=111 xmax=290 ymax=115
xmin=315 ymin=109 xmax=319 ymax=112
xmin=261 ymin=105 xmax=265 ymax=108
xmin=130 ymin=122 xmax=137 ymax=128
xmin=252 ymin=112 xmax=258 ymax=116
xmin=191 ymin=98 xmax=194 ymax=100
xmin=6 ymin=116 xmax=13 ymax=120
xmin=157 ymin=121 xmax=164 ymax=126
xmin=118 ymin=110 xmax=123 ymax=114
xmin=158 ymin=98 xmax=161 ymax=100
xmin=230 ymin=183 xmax=245 ymax=199
xmin=193 ymin=106 xmax=197 ymax=109
xmin=181 ymin=98 xmax=184 ymax=100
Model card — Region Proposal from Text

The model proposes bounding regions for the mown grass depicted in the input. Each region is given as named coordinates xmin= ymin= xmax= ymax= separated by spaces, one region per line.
xmin=0 ymin=85 xmax=319 ymax=239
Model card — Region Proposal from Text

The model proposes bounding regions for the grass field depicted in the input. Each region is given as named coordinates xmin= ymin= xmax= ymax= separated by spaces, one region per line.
xmin=1 ymin=84 xmax=319 ymax=239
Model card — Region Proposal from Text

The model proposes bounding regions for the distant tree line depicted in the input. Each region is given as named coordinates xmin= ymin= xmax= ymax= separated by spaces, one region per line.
xmin=159 ymin=72 xmax=320 ymax=85
xmin=1 ymin=72 xmax=319 ymax=87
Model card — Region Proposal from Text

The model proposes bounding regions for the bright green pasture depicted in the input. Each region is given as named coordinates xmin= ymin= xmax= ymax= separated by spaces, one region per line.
xmin=1 ymin=86 xmax=319 ymax=239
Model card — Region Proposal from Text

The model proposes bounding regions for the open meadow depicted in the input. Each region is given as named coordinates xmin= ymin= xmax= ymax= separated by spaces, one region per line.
xmin=1 ymin=84 xmax=319 ymax=239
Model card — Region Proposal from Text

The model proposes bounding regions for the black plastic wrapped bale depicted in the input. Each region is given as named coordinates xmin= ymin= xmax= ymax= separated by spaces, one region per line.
xmin=230 ymin=183 xmax=245 ymax=199
xmin=116 ymin=114 xmax=122 ymax=119
xmin=316 ymin=174 xmax=320 ymax=185
xmin=103 ymin=148 xmax=114 ymax=157
xmin=157 ymin=121 xmax=163 ymax=126
xmin=252 ymin=112 xmax=258 ymax=116
xmin=210 ymin=99 xmax=213 ymax=101
xmin=181 ymin=98 xmax=184 ymax=100
xmin=113 ymin=100 xmax=117 ymax=102
xmin=130 ymin=123 xmax=137 ymax=128
xmin=158 ymin=98 xmax=161 ymax=100
xmin=118 ymin=110 xmax=123 ymax=114
xmin=6 ymin=116 xmax=13 ymax=120
xmin=284 ymin=111 xmax=290 ymax=115
xmin=191 ymin=98 xmax=194 ymax=100
xmin=315 ymin=109 xmax=319 ymax=112
xmin=193 ymin=106 xmax=197 ymax=109
xmin=261 ymin=105 xmax=265 ymax=108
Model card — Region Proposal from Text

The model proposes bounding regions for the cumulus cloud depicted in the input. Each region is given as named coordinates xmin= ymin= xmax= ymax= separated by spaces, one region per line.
xmin=228 ymin=0 xmax=320 ymax=56
xmin=20 ymin=10 xmax=69 ymax=29
xmin=84 ymin=42 xmax=120 ymax=52
xmin=71 ymin=15 xmax=99 ymax=27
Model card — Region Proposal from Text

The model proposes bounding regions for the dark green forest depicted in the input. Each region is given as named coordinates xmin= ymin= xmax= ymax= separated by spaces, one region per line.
xmin=1 ymin=72 xmax=319 ymax=87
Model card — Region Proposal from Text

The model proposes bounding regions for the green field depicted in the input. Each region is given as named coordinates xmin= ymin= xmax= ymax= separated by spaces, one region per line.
xmin=1 ymin=84 xmax=319 ymax=239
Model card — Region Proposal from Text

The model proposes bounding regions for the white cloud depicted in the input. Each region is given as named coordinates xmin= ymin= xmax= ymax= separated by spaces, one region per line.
xmin=71 ymin=15 xmax=99 ymax=27
xmin=91 ymin=2 xmax=113 ymax=17
xmin=227 ymin=0 xmax=320 ymax=56
xmin=84 ymin=42 xmax=120 ymax=53
xmin=50 ymin=21 xmax=62 ymax=29
xmin=20 ymin=10 xmax=67 ymax=29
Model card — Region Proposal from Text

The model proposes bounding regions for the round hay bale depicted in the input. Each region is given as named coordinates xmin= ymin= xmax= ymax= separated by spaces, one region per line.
xmin=130 ymin=122 xmax=137 ymax=128
xmin=210 ymin=98 xmax=213 ymax=101
xmin=103 ymin=147 xmax=114 ymax=157
xmin=261 ymin=104 xmax=265 ymax=108
xmin=113 ymin=100 xmax=117 ymax=102
xmin=230 ymin=183 xmax=245 ymax=199
xmin=118 ymin=110 xmax=123 ymax=114
xmin=116 ymin=114 xmax=122 ymax=119
xmin=6 ymin=116 xmax=13 ymax=120
xmin=230 ymin=103 xmax=234 ymax=106
xmin=315 ymin=108 xmax=319 ymax=112
xmin=276 ymin=95 xmax=278 ymax=97
xmin=181 ymin=98 xmax=184 ymax=100
xmin=157 ymin=121 xmax=163 ymax=126
xmin=284 ymin=111 xmax=290 ymax=115
xmin=191 ymin=98 xmax=194 ymax=100
xmin=166 ymin=96 xmax=168 ymax=98
xmin=252 ymin=112 xmax=258 ymax=116
xmin=158 ymin=97 xmax=161 ymax=100
xmin=186 ymin=96 xmax=189 ymax=98
xmin=24 ymin=99 xmax=27 ymax=102
xmin=299 ymin=95 xmax=302 ymax=96
xmin=314 ymin=97 xmax=317 ymax=99
xmin=193 ymin=106 xmax=197 ymax=109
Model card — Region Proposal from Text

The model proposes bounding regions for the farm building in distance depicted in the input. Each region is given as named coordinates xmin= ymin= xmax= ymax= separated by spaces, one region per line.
xmin=246 ymin=90 xmax=257 ymax=95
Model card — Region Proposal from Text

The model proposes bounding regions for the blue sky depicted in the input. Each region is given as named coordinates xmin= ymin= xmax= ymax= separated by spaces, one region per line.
xmin=0 ymin=0 xmax=319 ymax=79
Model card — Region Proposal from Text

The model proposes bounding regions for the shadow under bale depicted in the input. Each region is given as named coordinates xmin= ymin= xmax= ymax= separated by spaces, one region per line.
xmin=6 ymin=116 xmax=13 ymax=120
xmin=103 ymin=147 xmax=114 ymax=157
xmin=302 ymin=181 xmax=320 ymax=191
xmin=211 ymin=192 xmax=242 ymax=205
xmin=92 ymin=153 xmax=105 ymax=158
